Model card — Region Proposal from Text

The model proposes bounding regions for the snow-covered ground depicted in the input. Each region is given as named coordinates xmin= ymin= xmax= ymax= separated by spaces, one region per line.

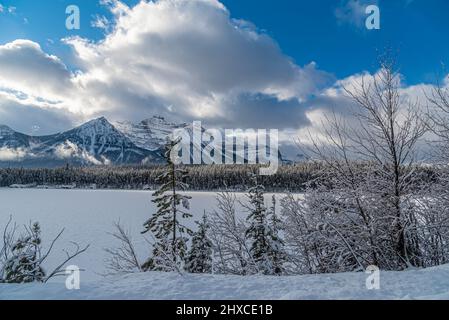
xmin=0 ymin=188 xmax=289 ymax=281
xmin=3 ymin=188 xmax=449 ymax=300
xmin=2 ymin=264 xmax=449 ymax=300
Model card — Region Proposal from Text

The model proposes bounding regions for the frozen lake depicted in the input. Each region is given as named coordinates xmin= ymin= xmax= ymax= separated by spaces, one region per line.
xmin=0 ymin=188 xmax=293 ymax=281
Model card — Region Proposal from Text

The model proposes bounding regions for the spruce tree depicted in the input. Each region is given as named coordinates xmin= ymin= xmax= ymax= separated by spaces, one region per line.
xmin=245 ymin=175 xmax=286 ymax=275
xmin=245 ymin=174 xmax=272 ymax=274
xmin=185 ymin=213 xmax=213 ymax=273
xmin=142 ymin=138 xmax=193 ymax=271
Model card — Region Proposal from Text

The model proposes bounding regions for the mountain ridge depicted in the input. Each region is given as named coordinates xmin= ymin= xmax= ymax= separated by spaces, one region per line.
xmin=0 ymin=116 xmax=287 ymax=167
xmin=0 ymin=117 xmax=164 ymax=167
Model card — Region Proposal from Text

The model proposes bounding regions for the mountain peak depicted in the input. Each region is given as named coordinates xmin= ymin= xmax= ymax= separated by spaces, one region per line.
xmin=0 ymin=124 xmax=15 ymax=134
xmin=0 ymin=124 xmax=13 ymax=130
xmin=87 ymin=116 xmax=109 ymax=125
xmin=114 ymin=115 xmax=188 ymax=152
xmin=76 ymin=117 xmax=115 ymax=131
xmin=141 ymin=116 xmax=169 ymax=126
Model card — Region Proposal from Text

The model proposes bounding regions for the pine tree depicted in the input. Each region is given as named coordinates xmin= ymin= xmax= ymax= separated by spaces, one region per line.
xmin=185 ymin=213 xmax=213 ymax=274
xmin=142 ymin=138 xmax=193 ymax=271
xmin=2 ymin=223 xmax=46 ymax=283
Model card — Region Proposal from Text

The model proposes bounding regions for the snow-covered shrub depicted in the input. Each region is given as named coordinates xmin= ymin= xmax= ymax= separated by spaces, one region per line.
xmin=2 ymin=222 xmax=46 ymax=283
xmin=0 ymin=218 xmax=89 ymax=284
xmin=409 ymin=169 xmax=449 ymax=267
xmin=284 ymin=59 xmax=430 ymax=273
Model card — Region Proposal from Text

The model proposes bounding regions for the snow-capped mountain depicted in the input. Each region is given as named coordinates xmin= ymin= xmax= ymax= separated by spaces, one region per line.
xmin=0 ymin=115 xmax=286 ymax=167
xmin=114 ymin=116 xmax=190 ymax=151
xmin=0 ymin=125 xmax=34 ymax=149
xmin=0 ymin=118 xmax=163 ymax=167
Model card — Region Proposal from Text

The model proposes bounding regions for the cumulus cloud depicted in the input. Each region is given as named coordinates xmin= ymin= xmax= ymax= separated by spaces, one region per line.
xmin=0 ymin=0 xmax=336 ymax=135
xmin=0 ymin=40 xmax=73 ymax=102
xmin=62 ymin=0 xmax=333 ymax=125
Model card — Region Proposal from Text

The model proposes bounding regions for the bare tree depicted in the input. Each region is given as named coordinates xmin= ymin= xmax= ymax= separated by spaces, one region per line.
xmin=426 ymin=76 xmax=449 ymax=161
xmin=343 ymin=58 xmax=427 ymax=267
xmin=292 ymin=56 xmax=428 ymax=272
xmin=0 ymin=216 xmax=17 ymax=271
xmin=104 ymin=221 xmax=143 ymax=274
xmin=280 ymin=194 xmax=319 ymax=274
xmin=209 ymin=191 xmax=257 ymax=275
xmin=43 ymin=236 xmax=90 ymax=282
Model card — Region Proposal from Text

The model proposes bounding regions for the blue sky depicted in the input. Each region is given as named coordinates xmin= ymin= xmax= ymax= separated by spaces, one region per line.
xmin=1 ymin=0 xmax=447 ymax=84
xmin=223 ymin=0 xmax=449 ymax=84
xmin=0 ymin=0 xmax=448 ymax=141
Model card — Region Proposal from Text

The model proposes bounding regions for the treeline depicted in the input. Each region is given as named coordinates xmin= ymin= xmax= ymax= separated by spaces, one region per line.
xmin=0 ymin=163 xmax=320 ymax=192
xmin=0 ymin=162 xmax=438 ymax=192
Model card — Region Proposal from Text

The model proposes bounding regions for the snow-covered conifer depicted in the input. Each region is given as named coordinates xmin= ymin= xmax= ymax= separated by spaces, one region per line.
xmin=244 ymin=174 xmax=285 ymax=275
xmin=185 ymin=213 xmax=213 ymax=273
xmin=1 ymin=223 xmax=45 ymax=283
xmin=142 ymin=138 xmax=193 ymax=271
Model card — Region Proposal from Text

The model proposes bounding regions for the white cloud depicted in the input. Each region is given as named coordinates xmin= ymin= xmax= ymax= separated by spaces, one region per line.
xmin=54 ymin=140 xmax=80 ymax=159
xmin=0 ymin=0 xmax=335 ymax=134
xmin=292 ymin=69 xmax=449 ymax=157
xmin=0 ymin=91 xmax=78 ymax=135
xmin=91 ymin=15 xmax=110 ymax=30
xmin=0 ymin=40 xmax=73 ymax=101
xmin=0 ymin=147 xmax=27 ymax=161
xmin=62 ymin=0 xmax=332 ymax=125
xmin=54 ymin=140 xmax=106 ymax=165
xmin=0 ymin=4 xmax=17 ymax=15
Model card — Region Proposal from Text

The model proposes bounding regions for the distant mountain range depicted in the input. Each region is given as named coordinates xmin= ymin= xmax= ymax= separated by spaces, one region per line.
xmin=0 ymin=117 xmax=166 ymax=167
xmin=0 ymin=116 xmax=287 ymax=168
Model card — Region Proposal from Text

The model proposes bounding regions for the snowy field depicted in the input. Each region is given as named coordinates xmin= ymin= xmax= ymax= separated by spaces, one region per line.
xmin=0 ymin=188 xmax=288 ymax=281
xmin=2 ymin=188 xmax=449 ymax=300
xmin=3 ymin=264 xmax=449 ymax=300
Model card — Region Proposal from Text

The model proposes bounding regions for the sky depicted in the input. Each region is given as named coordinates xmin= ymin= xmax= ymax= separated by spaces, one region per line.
xmin=1 ymin=0 xmax=447 ymax=83
xmin=0 ymin=0 xmax=448 ymax=152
